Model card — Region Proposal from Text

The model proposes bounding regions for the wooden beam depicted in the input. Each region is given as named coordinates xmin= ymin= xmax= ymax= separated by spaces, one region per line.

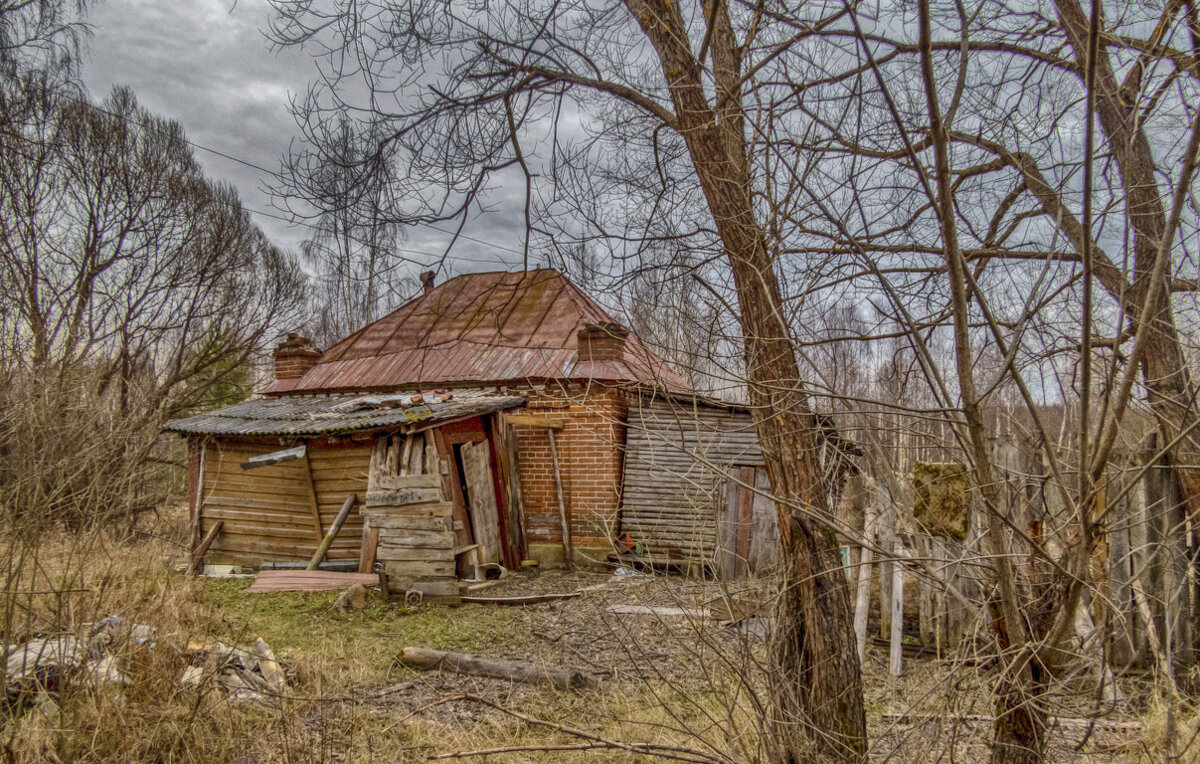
xmin=548 ymin=429 xmax=573 ymax=571
xmin=307 ymin=495 xmax=355 ymax=570
xmin=503 ymin=414 xmax=564 ymax=429
xmin=301 ymin=452 xmax=324 ymax=541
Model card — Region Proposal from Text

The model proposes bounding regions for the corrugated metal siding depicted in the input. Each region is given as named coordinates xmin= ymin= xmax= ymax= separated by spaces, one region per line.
xmin=619 ymin=397 xmax=763 ymax=564
xmin=275 ymin=269 xmax=689 ymax=392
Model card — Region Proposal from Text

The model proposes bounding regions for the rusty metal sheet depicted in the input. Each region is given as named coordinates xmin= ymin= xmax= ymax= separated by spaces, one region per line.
xmin=281 ymin=269 xmax=689 ymax=393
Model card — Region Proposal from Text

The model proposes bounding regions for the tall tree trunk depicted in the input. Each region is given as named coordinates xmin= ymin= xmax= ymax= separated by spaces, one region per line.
xmin=625 ymin=1 xmax=866 ymax=759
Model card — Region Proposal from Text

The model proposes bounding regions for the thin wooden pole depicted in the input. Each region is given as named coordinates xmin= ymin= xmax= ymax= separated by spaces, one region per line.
xmin=301 ymin=450 xmax=324 ymax=541
xmin=548 ymin=430 xmax=573 ymax=571
xmin=190 ymin=440 xmax=206 ymax=558
xmin=879 ymin=484 xmax=896 ymax=639
xmin=855 ymin=505 xmax=878 ymax=663
xmin=890 ymin=539 xmax=905 ymax=677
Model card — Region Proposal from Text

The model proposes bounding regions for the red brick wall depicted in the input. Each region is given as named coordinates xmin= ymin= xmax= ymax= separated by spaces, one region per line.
xmin=508 ymin=384 xmax=628 ymax=548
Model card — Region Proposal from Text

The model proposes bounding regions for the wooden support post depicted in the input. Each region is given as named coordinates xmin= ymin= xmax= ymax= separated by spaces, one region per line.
xmin=548 ymin=429 xmax=573 ymax=571
xmin=301 ymin=451 xmax=324 ymax=541
xmin=189 ymin=440 xmax=206 ymax=560
xmin=502 ymin=422 xmax=527 ymax=561
xmin=190 ymin=520 xmax=223 ymax=574
xmin=854 ymin=505 xmax=877 ymax=663
xmin=878 ymin=484 xmax=896 ymax=639
xmin=890 ymin=540 xmax=905 ymax=677
xmin=307 ymin=495 xmax=355 ymax=570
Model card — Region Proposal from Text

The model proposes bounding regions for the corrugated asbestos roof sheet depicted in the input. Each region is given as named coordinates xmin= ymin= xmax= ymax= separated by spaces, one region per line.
xmin=163 ymin=389 xmax=525 ymax=437
xmin=264 ymin=269 xmax=690 ymax=394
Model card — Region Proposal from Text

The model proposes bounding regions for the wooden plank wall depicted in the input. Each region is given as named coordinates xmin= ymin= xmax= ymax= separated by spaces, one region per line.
xmin=621 ymin=398 xmax=763 ymax=566
xmin=199 ymin=438 xmax=371 ymax=565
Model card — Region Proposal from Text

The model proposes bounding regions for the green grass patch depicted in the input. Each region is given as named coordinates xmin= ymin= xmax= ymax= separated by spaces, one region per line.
xmin=197 ymin=579 xmax=529 ymax=689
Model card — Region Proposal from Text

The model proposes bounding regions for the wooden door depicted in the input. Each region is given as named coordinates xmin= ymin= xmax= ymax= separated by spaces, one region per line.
xmin=461 ymin=440 xmax=502 ymax=565
xmin=717 ymin=467 xmax=780 ymax=577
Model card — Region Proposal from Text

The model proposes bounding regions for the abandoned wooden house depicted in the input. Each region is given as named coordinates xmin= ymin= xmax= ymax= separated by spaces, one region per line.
xmin=165 ymin=269 xmax=812 ymax=596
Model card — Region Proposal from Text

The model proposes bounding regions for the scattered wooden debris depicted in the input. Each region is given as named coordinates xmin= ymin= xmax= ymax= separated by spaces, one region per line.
xmin=460 ymin=591 xmax=582 ymax=606
xmin=3 ymin=616 xmax=154 ymax=710
xmin=247 ymin=570 xmax=380 ymax=593
xmin=182 ymin=636 xmax=288 ymax=702
xmin=397 ymin=647 xmax=595 ymax=689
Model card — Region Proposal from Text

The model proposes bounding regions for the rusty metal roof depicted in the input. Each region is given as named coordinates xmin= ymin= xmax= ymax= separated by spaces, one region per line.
xmin=265 ymin=269 xmax=690 ymax=394
xmin=163 ymin=389 xmax=524 ymax=437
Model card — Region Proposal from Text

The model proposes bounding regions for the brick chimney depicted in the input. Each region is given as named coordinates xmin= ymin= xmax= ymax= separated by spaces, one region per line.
xmin=577 ymin=322 xmax=629 ymax=363
xmin=420 ymin=270 xmax=436 ymax=295
xmin=273 ymin=333 xmax=321 ymax=381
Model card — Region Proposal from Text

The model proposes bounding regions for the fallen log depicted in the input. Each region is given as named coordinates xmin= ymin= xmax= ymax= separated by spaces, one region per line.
xmin=460 ymin=591 xmax=581 ymax=606
xmin=396 ymin=647 xmax=595 ymax=690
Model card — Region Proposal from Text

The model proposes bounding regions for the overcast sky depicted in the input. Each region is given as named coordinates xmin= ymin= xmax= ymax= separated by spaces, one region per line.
xmin=81 ymin=0 xmax=526 ymax=279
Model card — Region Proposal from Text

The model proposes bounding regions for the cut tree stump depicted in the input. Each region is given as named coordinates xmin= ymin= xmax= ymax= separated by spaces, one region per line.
xmin=396 ymin=647 xmax=595 ymax=689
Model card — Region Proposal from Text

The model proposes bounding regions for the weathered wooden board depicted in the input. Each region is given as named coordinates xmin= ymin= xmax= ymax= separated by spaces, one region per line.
xmin=365 ymin=487 xmax=443 ymax=507
xmin=375 ymin=474 xmax=441 ymax=491
xmin=462 ymin=440 xmax=501 ymax=565
xmin=376 ymin=546 xmax=457 ymax=562
xmin=382 ymin=560 xmax=455 ymax=579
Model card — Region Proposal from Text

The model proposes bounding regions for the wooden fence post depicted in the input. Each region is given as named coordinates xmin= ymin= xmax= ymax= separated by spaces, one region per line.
xmin=854 ymin=505 xmax=877 ymax=663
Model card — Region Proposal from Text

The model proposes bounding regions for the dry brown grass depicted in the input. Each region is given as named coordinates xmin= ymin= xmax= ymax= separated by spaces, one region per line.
xmin=0 ymin=505 xmax=1183 ymax=763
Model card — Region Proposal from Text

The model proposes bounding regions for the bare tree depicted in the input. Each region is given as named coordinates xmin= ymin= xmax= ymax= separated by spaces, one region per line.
xmin=0 ymin=78 xmax=306 ymax=524
xmin=269 ymin=0 xmax=869 ymax=759
xmin=274 ymin=116 xmax=411 ymax=346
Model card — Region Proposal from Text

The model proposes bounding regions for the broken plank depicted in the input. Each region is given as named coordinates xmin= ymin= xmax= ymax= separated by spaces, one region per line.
xmin=241 ymin=445 xmax=306 ymax=470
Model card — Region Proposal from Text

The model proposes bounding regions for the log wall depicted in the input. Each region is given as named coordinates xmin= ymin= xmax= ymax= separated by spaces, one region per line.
xmin=198 ymin=438 xmax=371 ymax=565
